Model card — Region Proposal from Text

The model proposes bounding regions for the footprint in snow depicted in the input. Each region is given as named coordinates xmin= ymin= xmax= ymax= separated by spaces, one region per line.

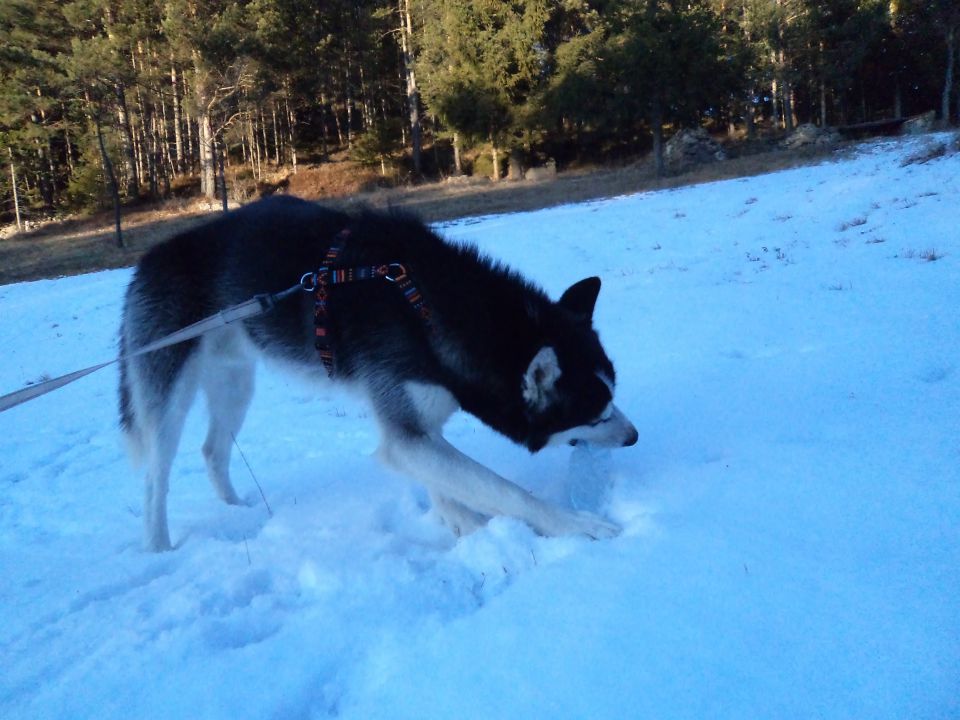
xmin=916 ymin=365 xmax=953 ymax=384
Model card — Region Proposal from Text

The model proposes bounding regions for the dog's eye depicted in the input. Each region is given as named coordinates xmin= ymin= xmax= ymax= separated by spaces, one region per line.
xmin=589 ymin=404 xmax=614 ymax=426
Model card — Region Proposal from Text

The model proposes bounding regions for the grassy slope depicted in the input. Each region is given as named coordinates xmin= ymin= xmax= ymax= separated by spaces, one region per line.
xmin=0 ymin=144 xmax=840 ymax=285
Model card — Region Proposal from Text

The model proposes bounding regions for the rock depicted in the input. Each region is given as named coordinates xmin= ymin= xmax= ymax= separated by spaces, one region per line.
xmin=902 ymin=111 xmax=937 ymax=135
xmin=443 ymin=174 xmax=487 ymax=186
xmin=663 ymin=128 xmax=726 ymax=172
xmin=524 ymin=159 xmax=557 ymax=182
xmin=782 ymin=123 xmax=840 ymax=149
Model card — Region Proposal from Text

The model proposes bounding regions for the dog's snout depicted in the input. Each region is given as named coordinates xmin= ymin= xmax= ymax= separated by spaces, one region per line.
xmin=622 ymin=426 xmax=639 ymax=447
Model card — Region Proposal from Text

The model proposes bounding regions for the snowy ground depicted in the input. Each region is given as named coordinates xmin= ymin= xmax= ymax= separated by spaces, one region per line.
xmin=1 ymin=134 xmax=958 ymax=720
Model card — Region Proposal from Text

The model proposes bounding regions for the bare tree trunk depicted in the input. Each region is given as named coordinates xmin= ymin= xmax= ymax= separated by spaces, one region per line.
xmin=30 ymin=92 xmax=54 ymax=208
xmin=171 ymin=62 xmax=185 ymax=173
xmin=399 ymin=0 xmax=422 ymax=175
xmin=490 ymin=141 xmax=501 ymax=181
xmin=198 ymin=111 xmax=216 ymax=199
xmin=344 ymin=50 xmax=355 ymax=146
xmin=215 ymin=138 xmax=228 ymax=212
xmin=259 ymin=108 xmax=269 ymax=167
xmin=319 ymin=92 xmax=333 ymax=157
xmin=820 ymin=79 xmax=828 ymax=126
xmin=271 ymin=103 xmax=281 ymax=165
xmin=393 ymin=80 xmax=407 ymax=146
xmin=132 ymin=48 xmax=158 ymax=199
xmin=775 ymin=47 xmax=794 ymax=131
xmin=784 ymin=78 xmax=795 ymax=131
xmin=147 ymin=121 xmax=158 ymax=199
xmin=134 ymin=54 xmax=147 ymax=189
xmin=249 ymin=118 xmax=257 ymax=177
xmin=453 ymin=132 xmax=462 ymax=175
xmin=37 ymin=101 xmax=58 ymax=206
xmin=358 ymin=64 xmax=373 ymax=130
xmin=942 ymin=25 xmax=956 ymax=124
xmin=152 ymin=110 xmax=169 ymax=196
xmin=61 ymin=102 xmax=76 ymax=175
xmin=31 ymin=132 xmax=53 ymax=208
xmin=248 ymin=117 xmax=262 ymax=180
xmin=771 ymin=72 xmax=781 ymax=129
xmin=8 ymin=148 xmax=22 ymax=231
xmin=115 ymin=84 xmax=140 ymax=197
xmin=95 ymin=115 xmax=123 ymax=248
xmin=185 ymin=110 xmax=195 ymax=172
xmin=158 ymin=76 xmax=177 ymax=182
xmin=285 ymin=93 xmax=298 ymax=173
xmin=649 ymin=97 xmax=665 ymax=177
xmin=645 ymin=0 xmax=666 ymax=176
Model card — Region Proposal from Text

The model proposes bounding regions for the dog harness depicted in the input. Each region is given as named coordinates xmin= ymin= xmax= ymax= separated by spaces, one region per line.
xmin=301 ymin=228 xmax=431 ymax=376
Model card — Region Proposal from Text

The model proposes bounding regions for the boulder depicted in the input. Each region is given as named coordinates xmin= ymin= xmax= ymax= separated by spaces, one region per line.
xmin=663 ymin=128 xmax=726 ymax=172
xmin=903 ymin=111 xmax=937 ymax=135
xmin=443 ymin=174 xmax=488 ymax=186
xmin=524 ymin=159 xmax=557 ymax=182
xmin=782 ymin=123 xmax=840 ymax=149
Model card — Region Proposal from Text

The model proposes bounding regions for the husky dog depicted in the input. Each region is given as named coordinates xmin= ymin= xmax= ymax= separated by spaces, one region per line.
xmin=120 ymin=195 xmax=638 ymax=552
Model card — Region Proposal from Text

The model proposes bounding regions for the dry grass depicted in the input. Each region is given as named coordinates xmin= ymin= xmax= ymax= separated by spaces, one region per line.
xmin=0 ymin=142 xmax=842 ymax=286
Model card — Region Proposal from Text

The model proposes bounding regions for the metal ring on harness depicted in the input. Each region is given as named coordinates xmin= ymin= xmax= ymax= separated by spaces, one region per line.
xmin=300 ymin=271 xmax=319 ymax=292
xmin=382 ymin=263 xmax=407 ymax=283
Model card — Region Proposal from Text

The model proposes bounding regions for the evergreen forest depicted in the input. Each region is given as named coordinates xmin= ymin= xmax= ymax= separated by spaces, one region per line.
xmin=1 ymin=0 xmax=958 ymax=225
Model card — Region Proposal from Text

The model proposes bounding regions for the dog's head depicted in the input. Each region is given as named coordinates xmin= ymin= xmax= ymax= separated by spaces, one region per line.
xmin=522 ymin=277 xmax=638 ymax=452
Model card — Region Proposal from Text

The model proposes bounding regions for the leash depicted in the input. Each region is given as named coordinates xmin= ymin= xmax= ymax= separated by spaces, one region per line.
xmin=0 ymin=229 xmax=431 ymax=413
xmin=0 ymin=285 xmax=302 ymax=414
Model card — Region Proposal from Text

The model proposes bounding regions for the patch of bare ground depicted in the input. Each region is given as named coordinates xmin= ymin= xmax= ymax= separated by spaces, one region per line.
xmin=0 ymin=141 xmax=842 ymax=285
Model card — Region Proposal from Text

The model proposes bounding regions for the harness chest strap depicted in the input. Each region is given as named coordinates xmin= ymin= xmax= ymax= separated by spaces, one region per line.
xmin=307 ymin=229 xmax=431 ymax=376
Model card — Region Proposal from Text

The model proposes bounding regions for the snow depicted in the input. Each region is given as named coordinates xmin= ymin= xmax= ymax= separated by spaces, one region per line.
xmin=2 ymin=134 xmax=959 ymax=719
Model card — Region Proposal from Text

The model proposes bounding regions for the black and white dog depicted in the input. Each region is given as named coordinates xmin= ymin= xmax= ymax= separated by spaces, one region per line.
xmin=120 ymin=196 xmax=637 ymax=552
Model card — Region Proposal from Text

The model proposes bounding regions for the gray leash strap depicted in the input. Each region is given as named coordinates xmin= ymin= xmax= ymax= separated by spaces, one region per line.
xmin=0 ymin=286 xmax=301 ymax=414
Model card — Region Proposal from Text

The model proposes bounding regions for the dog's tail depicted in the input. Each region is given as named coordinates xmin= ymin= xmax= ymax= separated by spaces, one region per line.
xmin=118 ymin=329 xmax=146 ymax=467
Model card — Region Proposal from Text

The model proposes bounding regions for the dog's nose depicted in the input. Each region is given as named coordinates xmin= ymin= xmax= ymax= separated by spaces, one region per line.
xmin=623 ymin=426 xmax=639 ymax=447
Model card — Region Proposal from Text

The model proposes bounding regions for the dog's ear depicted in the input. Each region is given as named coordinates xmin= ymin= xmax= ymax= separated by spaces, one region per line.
xmin=522 ymin=346 xmax=561 ymax=412
xmin=559 ymin=277 xmax=601 ymax=321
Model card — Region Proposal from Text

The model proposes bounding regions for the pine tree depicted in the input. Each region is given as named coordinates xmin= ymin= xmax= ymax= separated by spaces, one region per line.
xmin=0 ymin=1 xmax=73 ymax=212
xmin=417 ymin=0 xmax=549 ymax=179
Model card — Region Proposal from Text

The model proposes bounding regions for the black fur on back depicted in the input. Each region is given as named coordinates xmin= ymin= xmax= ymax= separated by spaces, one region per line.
xmin=120 ymin=195 xmax=615 ymax=451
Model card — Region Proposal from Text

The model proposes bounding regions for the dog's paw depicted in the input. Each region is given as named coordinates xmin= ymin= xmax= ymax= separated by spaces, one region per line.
xmin=573 ymin=511 xmax=621 ymax=540
xmin=547 ymin=509 xmax=620 ymax=540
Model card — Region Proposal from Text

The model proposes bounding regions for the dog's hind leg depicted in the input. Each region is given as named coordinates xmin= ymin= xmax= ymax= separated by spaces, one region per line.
xmin=199 ymin=328 xmax=256 ymax=505
xmin=138 ymin=356 xmax=201 ymax=552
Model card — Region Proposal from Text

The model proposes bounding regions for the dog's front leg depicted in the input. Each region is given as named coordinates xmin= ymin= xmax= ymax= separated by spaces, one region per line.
xmin=429 ymin=491 xmax=489 ymax=537
xmin=380 ymin=435 xmax=620 ymax=540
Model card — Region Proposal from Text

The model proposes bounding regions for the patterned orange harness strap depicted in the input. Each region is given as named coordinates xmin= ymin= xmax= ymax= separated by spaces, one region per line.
xmin=301 ymin=228 xmax=431 ymax=376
